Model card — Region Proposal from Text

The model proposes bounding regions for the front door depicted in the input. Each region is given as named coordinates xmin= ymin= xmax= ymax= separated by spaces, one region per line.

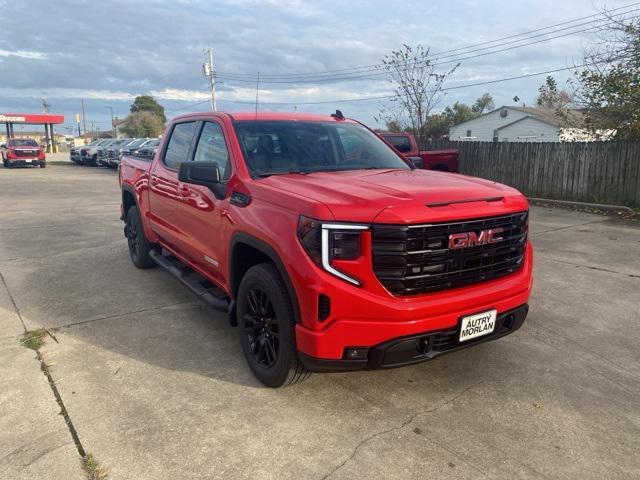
xmin=148 ymin=120 xmax=198 ymax=252
xmin=173 ymin=120 xmax=233 ymax=286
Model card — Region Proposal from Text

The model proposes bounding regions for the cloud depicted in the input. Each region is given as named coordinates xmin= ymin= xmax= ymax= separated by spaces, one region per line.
xmin=0 ymin=49 xmax=46 ymax=60
xmin=0 ymin=0 xmax=632 ymax=126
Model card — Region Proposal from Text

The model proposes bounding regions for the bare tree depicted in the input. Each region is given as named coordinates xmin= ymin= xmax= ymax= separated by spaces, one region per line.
xmin=376 ymin=44 xmax=459 ymax=146
xmin=569 ymin=10 xmax=640 ymax=139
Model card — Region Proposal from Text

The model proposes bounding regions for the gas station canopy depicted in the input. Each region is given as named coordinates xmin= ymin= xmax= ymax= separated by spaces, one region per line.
xmin=2 ymin=112 xmax=65 ymax=153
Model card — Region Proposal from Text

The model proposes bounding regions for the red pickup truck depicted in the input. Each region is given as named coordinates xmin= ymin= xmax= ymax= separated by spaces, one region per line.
xmin=378 ymin=132 xmax=459 ymax=172
xmin=119 ymin=111 xmax=532 ymax=387
xmin=1 ymin=138 xmax=46 ymax=168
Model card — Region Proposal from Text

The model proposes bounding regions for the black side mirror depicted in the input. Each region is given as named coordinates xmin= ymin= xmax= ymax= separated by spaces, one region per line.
xmin=178 ymin=161 xmax=225 ymax=198
xmin=408 ymin=156 xmax=424 ymax=169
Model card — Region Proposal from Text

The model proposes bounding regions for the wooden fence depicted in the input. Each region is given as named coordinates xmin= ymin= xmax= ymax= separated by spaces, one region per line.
xmin=425 ymin=141 xmax=640 ymax=207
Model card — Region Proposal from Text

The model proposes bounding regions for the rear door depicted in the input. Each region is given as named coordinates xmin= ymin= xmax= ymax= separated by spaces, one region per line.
xmin=148 ymin=121 xmax=198 ymax=252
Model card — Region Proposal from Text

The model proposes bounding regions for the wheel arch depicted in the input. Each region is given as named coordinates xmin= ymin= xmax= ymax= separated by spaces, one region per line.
xmin=229 ymin=232 xmax=301 ymax=326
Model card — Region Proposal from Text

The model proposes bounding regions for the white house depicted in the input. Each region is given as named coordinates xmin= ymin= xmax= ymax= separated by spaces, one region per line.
xmin=448 ymin=106 xmax=589 ymax=142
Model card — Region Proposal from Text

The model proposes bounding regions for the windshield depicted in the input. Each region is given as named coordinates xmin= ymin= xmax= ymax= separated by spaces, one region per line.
xmin=233 ymin=121 xmax=410 ymax=176
xmin=127 ymin=138 xmax=147 ymax=148
xmin=9 ymin=139 xmax=38 ymax=147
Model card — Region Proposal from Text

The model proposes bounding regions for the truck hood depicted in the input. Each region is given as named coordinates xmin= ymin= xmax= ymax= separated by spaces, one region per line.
xmin=260 ymin=168 xmax=528 ymax=223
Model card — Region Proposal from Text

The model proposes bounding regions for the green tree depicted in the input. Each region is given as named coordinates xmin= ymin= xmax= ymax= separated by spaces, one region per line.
xmin=121 ymin=111 xmax=165 ymax=138
xmin=571 ymin=13 xmax=640 ymax=139
xmin=472 ymin=93 xmax=495 ymax=114
xmin=443 ymin=101 xmax=476 ymax=125
xmin=423 ymin=114 xmax=450 ymax=140
xmin=130 ymin=95 xmax=166 ymax=123
xmin=384 ymin=121 xmax=403 ymax=132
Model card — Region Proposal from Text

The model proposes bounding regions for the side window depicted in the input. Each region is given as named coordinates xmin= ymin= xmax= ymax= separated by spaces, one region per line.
xmin=163 ymin=122 xmax=197 ymax=169
xmin=193 ymin=122 xmax=231 ymax=180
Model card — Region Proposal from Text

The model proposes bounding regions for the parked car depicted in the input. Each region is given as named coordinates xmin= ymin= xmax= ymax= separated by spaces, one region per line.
xmin=378 ymin=132 xmax=459 ymax=172
xmin=71 ymin=139 xmax=100 ymax=164
xmin=99 ymin=138 xmax=133 ymax=167
xmin=108 ymin=138 xmax=151 ymax=168
xmin=81 ymin=139 xmax=116 ymax=166
xmin=119 ymin=112 xmax=532 ymax=387
xmin=2 ymin=138 xmax=46 ymax=168
xmin=135 ymin=138 xmax=160 ymax=159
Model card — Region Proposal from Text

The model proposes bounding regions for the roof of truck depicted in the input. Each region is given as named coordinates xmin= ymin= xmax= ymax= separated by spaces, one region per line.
xmin=172 ymin=112 xmax=357 ymax=123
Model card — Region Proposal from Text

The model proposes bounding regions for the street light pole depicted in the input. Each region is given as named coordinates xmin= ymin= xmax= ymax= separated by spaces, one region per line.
xmin=105 ymin=106 xmax=115 ymax=139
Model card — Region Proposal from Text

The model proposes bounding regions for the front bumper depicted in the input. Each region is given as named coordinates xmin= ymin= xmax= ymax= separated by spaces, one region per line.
xmin=293 ymin=241 xmax=533 ymax=361
xmin=7 ymin=159 xmax=44 ymax=166
xmin=299 ymin=304 xmax=528 ymax=371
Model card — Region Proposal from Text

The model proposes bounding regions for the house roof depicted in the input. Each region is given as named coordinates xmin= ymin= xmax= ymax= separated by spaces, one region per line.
xmin=452 ymin=105 xmax=584 ymax=128
xmin=508 ymin=106 xmax=583 ymax=127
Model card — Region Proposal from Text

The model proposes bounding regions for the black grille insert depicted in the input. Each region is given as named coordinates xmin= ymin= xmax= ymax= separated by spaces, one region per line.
xmin=372 ymin=211 xmax=528 ymax=296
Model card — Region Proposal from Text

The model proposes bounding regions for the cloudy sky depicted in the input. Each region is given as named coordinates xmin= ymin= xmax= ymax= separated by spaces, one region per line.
xmin=0 ymin=0 xmax=636 ymax=135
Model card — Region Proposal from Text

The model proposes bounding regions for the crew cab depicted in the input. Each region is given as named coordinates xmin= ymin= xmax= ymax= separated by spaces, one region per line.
xmin=1 ymin=138 xmax=46 ymax=168
xmin=119 ymin=112 xmax=532 ymax=387
xmin=378 ymin=132 xmax=459 ymax=172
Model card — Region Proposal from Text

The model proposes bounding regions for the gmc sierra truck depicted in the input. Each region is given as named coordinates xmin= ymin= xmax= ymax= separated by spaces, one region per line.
xmin=119 ymin=111 xmax=532 ymax=387
xmin=378 ymin=132 xmax=459 ymax=172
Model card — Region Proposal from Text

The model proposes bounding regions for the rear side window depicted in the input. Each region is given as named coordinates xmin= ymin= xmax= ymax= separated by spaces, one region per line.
xmin=164 ymin=122 xmax=197 ymax=169
xmin=384 ymin=135 xmax=411 ymax=153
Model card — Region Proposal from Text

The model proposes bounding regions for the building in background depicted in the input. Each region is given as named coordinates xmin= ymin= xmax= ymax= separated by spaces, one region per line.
xmin=448 ymin=106 xmax=601 ymax=142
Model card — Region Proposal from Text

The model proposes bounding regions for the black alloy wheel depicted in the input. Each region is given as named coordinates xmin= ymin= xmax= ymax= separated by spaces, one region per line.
xmin=242 ymin=287 xmax=280 ymax=367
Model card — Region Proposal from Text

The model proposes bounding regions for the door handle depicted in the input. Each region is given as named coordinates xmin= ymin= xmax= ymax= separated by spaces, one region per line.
xmin=177 ymin=184 xmax=190 ymax=197
xmin=150 ymin=175 xmax=159 ymax=186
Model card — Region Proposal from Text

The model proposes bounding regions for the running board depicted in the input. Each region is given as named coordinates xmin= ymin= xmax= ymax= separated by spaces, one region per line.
xmin=149 ymin=249 xmax=230 ymax=312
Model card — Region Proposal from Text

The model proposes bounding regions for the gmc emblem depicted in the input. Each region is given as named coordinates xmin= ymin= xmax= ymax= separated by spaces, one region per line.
xmin=448 ymin=227 xmax=504 ymax=249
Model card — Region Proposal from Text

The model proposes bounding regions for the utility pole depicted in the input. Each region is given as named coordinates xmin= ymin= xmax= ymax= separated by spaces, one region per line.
xmin=203 ymin=48 xmax=217 ymax=111
xmin=81 ymin=99 xmax=87 ymax=142
xmin=105 ymin=106 xmax=115 ymax=138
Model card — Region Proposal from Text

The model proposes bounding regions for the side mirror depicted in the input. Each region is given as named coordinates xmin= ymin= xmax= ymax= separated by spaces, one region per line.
xmin=408 ymin=156 xmax=424 ymax=169
xmin=178 ymin=161 xmax=224 ymax=198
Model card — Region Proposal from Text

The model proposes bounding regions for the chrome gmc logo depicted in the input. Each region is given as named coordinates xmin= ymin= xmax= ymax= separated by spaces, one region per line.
xmin=448 ymin=227 xmax=504 ymax=249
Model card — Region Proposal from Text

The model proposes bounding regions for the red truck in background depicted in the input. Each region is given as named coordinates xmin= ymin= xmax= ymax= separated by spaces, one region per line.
xmin=378 ymin=132 xmax=459 ymax=172
xmin=1 ymin=138 xmax=46 ymax=168
xmin=119 ymin=111 xmax=532 ymax=387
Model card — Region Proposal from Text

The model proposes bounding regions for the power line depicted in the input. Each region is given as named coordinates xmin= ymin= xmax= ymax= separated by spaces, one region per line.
xmin=188 ymin=62 xmax=598 ymax=107
xmin=216 ymin=9 xmax=639 ymax=84
xmin=215 ymin=3 xmax=640 ymax=82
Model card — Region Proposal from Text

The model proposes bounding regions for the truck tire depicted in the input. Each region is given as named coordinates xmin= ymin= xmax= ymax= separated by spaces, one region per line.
xmin=125 ymin=206 xmax=156 ymax=269
xmin=237 ymin=263 xmax=310 ymax=387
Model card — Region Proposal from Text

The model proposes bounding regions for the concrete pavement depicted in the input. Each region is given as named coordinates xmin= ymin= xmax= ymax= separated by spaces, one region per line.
xmin=1 ymin=165 xmax=639 ymax=479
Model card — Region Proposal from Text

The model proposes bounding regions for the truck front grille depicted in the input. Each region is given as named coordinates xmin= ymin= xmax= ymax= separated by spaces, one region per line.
xmin=371 ymin=211 xmax=528 ymax=296
xmin=15 ymin=150 xmax=38 ymax=157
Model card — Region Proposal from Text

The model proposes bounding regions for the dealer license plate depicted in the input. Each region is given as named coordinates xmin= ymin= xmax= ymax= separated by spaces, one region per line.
xmin=459 ymin=309 xmax=497 ymax=342
xmin=25 ymin=159 xmax=32 ymax=163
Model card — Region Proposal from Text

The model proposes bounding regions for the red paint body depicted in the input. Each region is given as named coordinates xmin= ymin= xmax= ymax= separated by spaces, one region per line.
xmin=119 ymin=112 xmax=532 ymax=362
xmin=378 ymin=132 xmax=459 ymax=172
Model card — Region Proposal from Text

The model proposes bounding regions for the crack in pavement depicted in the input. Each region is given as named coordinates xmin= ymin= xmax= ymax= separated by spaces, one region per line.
xmin=537 ymin=255 xmax=640 ymax=279
xmin=58 ymin=299 xmax=200 ymax=330
xmin=530 ymin=219 xmax=607 ymax=236
xmin=320 ymin=382 xmax=486 ymax=480
xmin=0 ymin=266 xmax=87 ymax=463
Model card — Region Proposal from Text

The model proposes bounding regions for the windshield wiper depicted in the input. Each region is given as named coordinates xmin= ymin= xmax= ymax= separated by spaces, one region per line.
xmin=257 ymin=170 xmax=310 ymax=178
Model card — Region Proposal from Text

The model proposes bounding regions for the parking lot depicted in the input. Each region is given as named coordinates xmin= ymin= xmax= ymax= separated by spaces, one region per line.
xmin=1 ymin=165 xmax=639 ymax=479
